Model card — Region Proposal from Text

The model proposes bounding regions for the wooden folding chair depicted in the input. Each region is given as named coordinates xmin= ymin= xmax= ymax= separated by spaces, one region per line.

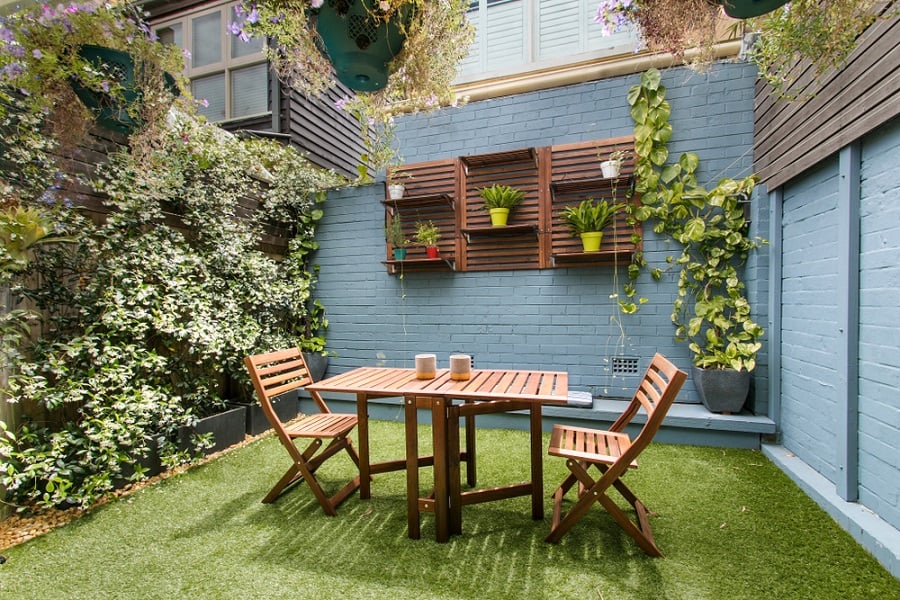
xmin=545 ymin=353 xmax=687 ymax=556
xmin=244 ymin=348 xmax=361 ymax=516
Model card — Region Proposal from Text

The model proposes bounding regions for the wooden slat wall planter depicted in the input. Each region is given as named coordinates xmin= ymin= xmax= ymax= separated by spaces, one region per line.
xmin=383 ymin=159 xmax=458 ymax=274
xmin=460 ymin=148 xmax=540 ymax=271
xmin=383 ymin=136 xmax=638 ymax=274
xmin=549 ymin=137 xmax=640 ymax=267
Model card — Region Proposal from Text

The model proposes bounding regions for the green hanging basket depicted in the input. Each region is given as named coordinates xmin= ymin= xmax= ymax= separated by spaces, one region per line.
xmin=313 ymin=0 xmax=413 ymax=92
xmin=719 ymin=0 xmax=790 ymax=19
xmin=70 ymin=45 xmax=141 ymax=134
xmin=70 ymin=45 xmax=179 ymax=134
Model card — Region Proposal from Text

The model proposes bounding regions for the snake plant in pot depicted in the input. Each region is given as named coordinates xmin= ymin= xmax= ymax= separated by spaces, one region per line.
xmin=479 ymin=184 xmax=525 ymax=226
xmin=560 ymin=198 xmax=626 ymax=252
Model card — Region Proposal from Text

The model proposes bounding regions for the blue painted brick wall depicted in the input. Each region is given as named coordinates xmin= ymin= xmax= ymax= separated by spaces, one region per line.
xmin=857 ymin=116 xmax=900 ymax=530
xmin=780 ymin=157 xmax=841 ymax=482
xmin=313 ymin=62 xmax=762 ymax=405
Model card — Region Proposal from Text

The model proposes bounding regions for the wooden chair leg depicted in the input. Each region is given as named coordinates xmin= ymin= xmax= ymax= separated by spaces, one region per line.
xmin=262 ymin=464 xmax=303 ymax=504
xmin=598 ymin=494 xmax=663 ymax=557
xmin=545 ymin=479 xmax=602 ymax=544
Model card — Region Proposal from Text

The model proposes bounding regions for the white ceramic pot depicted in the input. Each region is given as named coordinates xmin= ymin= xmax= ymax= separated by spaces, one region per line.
xmin=600 ymin=160 xmax=621 ymax=178
xmin=388 ymin=183 xmax=405 ymax=200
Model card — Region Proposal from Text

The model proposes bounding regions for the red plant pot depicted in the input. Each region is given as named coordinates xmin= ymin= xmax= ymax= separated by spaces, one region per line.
xmin=426 ymin=246 xmax=440 ymax=259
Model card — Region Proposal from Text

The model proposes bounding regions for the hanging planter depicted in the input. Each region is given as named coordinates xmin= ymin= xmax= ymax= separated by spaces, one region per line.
xmin=69 ymin=45 xmax=179 ymax=134
xmin=69 ymin=45 xmax=142 ymax=134
xmin=718 ymin=0 xmax=790 ymax=19
xmin=313 ymin=0 xmax=414 ymax=92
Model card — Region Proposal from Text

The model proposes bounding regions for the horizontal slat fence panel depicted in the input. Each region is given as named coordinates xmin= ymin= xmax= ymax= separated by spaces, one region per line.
xmin=755 ymin=4 xmax=900 ymax=189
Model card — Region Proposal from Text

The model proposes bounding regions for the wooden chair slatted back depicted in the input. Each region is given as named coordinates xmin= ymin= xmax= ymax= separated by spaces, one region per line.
xmin=603 ymin=353 xmax=687 ymax=476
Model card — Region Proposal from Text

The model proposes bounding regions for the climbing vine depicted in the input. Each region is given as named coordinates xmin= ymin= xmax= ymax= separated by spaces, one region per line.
xmin=623 ymin=69 xmax=764 ymax=371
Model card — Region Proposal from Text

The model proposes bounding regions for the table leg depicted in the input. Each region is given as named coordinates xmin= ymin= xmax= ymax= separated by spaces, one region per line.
xmin=448 ymin=403 xmax=462 ymax=535
xmin=465 ymin=407 xmax=476 ymax=488
xmin=530 ymin=403 xmax=544 ymax=520
xmin=432 ymin=397 xmax=450 ymax=543
xmin=357 ymin=393 xmax=370 ymax=500
xmin=404 ymin=396 xmax=420 ymax=540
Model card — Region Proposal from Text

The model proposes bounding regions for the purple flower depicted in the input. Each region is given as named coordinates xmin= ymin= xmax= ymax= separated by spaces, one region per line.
xmin=100 ymin=81 xmax=110 ymax=93
xmin=229 ymin=21 xmax=251 ymax=43
xmin=198 ymin=98 xmax=209 ymax=108
xmin=310 ymin=0 xmax=324 ymax=8
xmin=1 ymin=63 xmax=23 ymax=78
xmin=334 ymin=96 xmax=348 ymax=110
xmin=32 ymin=48 xmax=43 ymax=59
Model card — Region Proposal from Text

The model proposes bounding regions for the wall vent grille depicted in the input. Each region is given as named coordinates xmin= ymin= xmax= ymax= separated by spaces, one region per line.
xmin=611 ymin=356 xmax=640 ymax=375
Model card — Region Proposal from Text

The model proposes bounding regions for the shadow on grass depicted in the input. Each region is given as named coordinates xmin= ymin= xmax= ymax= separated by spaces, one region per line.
xmin=0 ymin=421 xmax=897 ymax=600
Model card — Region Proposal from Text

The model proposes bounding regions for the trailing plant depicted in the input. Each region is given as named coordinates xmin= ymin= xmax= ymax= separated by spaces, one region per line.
xmin=232 ymin=0 xmax=475 ymax=179
xmin=479 ymin=184 xmax=525 ymax=211
xmin=745 ymin=0 xmax=886 ymax=98
xmin=624 ymin=68 xmax=764 ymax=371
xmin=594 ymin=1 xmax=890 ymax=99
xmin=560 ymin=198 xmax=626 ymax=236
xmin=0 ymin=104 xmax=344 ymax=512
xmin=0 ymin=1 xmax=187 ymax=150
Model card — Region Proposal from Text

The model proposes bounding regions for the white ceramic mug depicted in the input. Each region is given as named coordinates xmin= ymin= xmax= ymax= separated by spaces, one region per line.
xmin=449 ymin=354 xmax=472 ymax=381
xmin=415 ymin=353 xmax=437 ymax=379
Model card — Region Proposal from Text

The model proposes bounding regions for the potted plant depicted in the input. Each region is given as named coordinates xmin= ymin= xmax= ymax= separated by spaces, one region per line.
xmin=559 ymin=198 xmax=626 ymax=252
xmin=233 ymin=0 xmax=474 ymax=180
xmin=386 ymin=169 xmax=411 ymax=201
xmin=594 ymin=0 xmax=881 ymax=99
xmin=478 ymin=184 xmax=525 ymax=227
xmin=384 ymin=214 xmax=409 ymax=260
xmin=624 ymin=69 xmax=765 ymax=414
xmin=0 ymin=3 xmax=184 ymax=142
xmin=599 ymin=149 xmax=630 ymax=178
xmin=415 ymin=220 xmax=441 ymax=258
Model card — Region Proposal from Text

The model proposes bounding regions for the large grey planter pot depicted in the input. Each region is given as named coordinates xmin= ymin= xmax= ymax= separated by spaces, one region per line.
xmin=178 ymin=405 xmax=247 ymax=455
xmin=303 ymin=352 xmax=330 ymax=382
xmin=692 ymin=366 xmax=750 ymax=414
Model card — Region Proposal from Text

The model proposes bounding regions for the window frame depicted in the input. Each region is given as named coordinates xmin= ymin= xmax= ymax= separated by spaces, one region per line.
xmin=154 ymin=0 xmax=270 ymax=123
xmin=456 ymin=0 xmax=640 ymax=85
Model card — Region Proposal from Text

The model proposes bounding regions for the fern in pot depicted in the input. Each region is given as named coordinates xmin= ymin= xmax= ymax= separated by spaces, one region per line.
xmin=559 ymin=198 xmax=626 ymax=252
xmin=478 ymin=184 xmax=525 ymax=227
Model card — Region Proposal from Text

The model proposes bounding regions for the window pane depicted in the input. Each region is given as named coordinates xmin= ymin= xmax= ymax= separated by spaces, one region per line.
xmin=157 ymin=23 xmax=182 ymax=48
xmin=192 ymin=74 xmax=226 ymax=121
xmin=192 ymin=12 xmax=222 ymax=68
xmin=231 ymin=64 xmax=268 ymax=118
xmin=231 ymin=9 xmax=264 ymax=58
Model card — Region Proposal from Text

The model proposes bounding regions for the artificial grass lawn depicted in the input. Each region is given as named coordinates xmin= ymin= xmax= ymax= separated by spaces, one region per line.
xmin=1 ymin=420 xmax=897 ymax=599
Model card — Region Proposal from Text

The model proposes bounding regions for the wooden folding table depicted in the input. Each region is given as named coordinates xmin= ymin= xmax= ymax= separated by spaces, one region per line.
xmin=306 ymin=367 xmax=568 ymax=542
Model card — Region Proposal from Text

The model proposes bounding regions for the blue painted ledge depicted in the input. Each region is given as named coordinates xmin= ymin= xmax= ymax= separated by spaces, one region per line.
xmin=299 ymin=394 xmax=776 ymax=450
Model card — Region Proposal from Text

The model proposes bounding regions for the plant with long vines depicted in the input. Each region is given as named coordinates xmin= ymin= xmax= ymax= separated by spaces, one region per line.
xmin=623 ymin=68 xmax=764 ymax=371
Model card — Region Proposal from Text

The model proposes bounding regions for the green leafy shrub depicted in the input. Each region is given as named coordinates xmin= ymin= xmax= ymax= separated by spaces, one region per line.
xmin=1 ymin=102 xmax=344 ymax=511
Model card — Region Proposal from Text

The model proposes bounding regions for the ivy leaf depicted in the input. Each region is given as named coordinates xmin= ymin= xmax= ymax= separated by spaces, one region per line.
xmin=660 ymin=164 xmax=681 ymax=184
xmin=679 ymin=152 xmax=700 ymax=173
xmin=649 ymin=145 xmax=668 ymax=166
xmin=684 ymin=217 xmax=706 ymax=242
